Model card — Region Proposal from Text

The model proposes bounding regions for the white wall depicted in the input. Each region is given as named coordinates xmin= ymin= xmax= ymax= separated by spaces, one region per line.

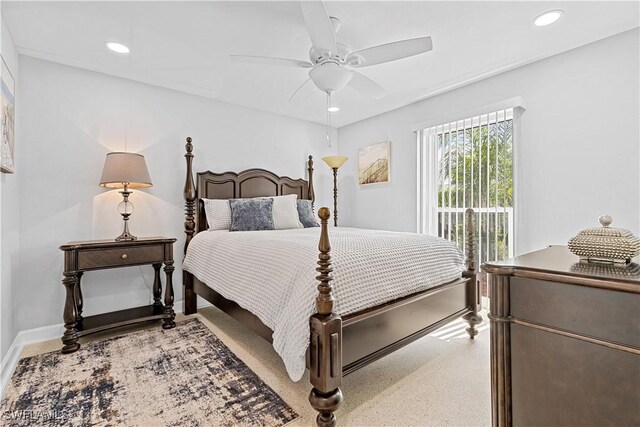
xmin=14 ymin=56 xmax=336 ymax=334
xmin=337 ymin=28 xmax=640 ymax=256
xmin=0 ymin=14 xmax=20 ymax=361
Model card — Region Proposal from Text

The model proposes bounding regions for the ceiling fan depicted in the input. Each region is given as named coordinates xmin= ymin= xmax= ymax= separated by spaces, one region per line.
xmin=230 ymin=1 xmax=433 ymax=102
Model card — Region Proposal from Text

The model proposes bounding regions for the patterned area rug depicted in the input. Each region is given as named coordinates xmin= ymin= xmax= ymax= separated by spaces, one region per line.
xmin=1 ymin=319 xmax=298 ymax=426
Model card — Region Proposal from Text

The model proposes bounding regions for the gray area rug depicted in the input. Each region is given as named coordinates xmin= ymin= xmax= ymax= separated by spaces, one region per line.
xmin=1 ymin=318 xmax=298 ymax=426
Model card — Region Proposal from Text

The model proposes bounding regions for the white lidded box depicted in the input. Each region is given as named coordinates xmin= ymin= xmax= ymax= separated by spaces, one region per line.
xmin=568 ymin=215 xmax=640 ymax=264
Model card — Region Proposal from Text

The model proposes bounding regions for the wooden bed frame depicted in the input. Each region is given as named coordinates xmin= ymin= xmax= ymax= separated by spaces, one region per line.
xmin=182 ymin=137 xmax=482 ymax=427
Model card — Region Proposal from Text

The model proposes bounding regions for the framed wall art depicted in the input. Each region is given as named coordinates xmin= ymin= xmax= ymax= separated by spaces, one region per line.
xmin=1 ymin=55 xmax=15 ymax=174
xmin=358 ymin=140 xmax=390 ymax=185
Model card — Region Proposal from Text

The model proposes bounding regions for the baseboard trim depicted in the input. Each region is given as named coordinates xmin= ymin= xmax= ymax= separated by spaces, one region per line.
xmin=196 ymin=297 xmax=213 ymax=310
xmin=0 ymin=322 xmax=64 ymax=399
xmin=0 ymin=339 xmax=21 ymax=400
xmin=0 ymin=298 xmax=212 ymax=398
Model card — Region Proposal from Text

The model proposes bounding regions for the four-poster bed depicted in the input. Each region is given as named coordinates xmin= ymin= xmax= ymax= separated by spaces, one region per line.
xmin=181 ymin=137 xmax=481 ymax=426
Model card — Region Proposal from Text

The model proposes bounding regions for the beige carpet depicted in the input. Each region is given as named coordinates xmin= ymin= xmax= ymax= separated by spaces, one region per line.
xmin=11 ymin=307 xmax=491 ymax=426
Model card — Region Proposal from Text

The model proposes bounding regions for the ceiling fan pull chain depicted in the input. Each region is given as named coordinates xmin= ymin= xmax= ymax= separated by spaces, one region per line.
xmin=326 ymin=91 xmax=332 ymax=148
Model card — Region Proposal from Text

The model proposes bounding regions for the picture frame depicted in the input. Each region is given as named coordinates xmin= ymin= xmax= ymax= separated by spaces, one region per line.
xmin=1 ymin=55 xmax=16 ymax=174
xmin=358 ymin=140 xmax=390 ymax=185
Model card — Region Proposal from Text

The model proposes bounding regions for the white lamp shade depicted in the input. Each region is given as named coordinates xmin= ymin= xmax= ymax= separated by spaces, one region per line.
xmin=322 ymin=156 xmax=349 ymax=169
xmin=309 ymin=63 xmax=353 ymax=93
xmin=99 ymin=152 xmax=152 ymax=189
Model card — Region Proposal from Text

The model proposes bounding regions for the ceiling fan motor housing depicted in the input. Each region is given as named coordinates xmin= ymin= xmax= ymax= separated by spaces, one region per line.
xmin=309 ymin=62 xmax=353 ymax=93
xmin=309 ymin=43 xmax=350 ymax=64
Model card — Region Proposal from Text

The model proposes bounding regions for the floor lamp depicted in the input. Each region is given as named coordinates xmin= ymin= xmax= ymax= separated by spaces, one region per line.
xmin=322 ymin=156 xmax=349 ymax=226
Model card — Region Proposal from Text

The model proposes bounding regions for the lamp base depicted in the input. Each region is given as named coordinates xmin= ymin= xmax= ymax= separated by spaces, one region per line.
xmin=115 ymin=212 xmax=137 ymax=242
xmin=115 ymin=231 xmax=137 ymax=242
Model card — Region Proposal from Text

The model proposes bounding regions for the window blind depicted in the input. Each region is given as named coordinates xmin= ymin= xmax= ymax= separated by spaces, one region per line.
xmin=417 ymin=108 xmax=514 ymax=265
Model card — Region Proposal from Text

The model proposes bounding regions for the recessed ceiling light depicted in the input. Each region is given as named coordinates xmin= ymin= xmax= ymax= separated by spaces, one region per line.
xmin=328 ymin=106 xmax=340 ymax=112
xmin=534 ymin=10 xmax=563 ymax=27
xmin=105 ymin=41 xmax=130 ymax=54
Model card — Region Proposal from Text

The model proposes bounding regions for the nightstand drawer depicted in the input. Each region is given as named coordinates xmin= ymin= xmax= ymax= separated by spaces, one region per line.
xmin=78 ymin=245 xmax=164 ymax=269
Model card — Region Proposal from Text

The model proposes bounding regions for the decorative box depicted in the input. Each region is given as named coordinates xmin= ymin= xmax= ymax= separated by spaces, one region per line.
xmin=568 ymin=215 xmax=640 ymax=264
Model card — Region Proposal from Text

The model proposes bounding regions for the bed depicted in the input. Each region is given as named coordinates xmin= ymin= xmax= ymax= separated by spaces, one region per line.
xmin=181 ymin=137 xmax=482 ymax=427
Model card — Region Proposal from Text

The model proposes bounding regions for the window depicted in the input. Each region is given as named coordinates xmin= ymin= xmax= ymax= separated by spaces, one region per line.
xmin=417 ymin=108 xmax=515 ymax=265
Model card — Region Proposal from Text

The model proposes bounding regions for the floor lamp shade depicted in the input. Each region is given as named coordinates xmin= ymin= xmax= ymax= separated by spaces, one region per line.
xmin=99 ymin=152 xmax=152 ymax=188
xmin=322 ymin=156 xmax=349 ymax=170
xmin=99 ymin=152 xmax=152 ymax=241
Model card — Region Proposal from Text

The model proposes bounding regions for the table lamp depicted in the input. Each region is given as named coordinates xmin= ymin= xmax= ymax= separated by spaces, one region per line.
xmin=99 ymin=152 xmax=152 ymax=241
xmin=321 ymin=155 xmax=349 ymax=226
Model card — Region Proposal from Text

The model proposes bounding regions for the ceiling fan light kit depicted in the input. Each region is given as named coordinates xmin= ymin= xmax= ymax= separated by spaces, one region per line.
xmin=310 ymin=63 xmax=352 ymax=93
xmin=230 ymin=1 xmax=434 ymax=102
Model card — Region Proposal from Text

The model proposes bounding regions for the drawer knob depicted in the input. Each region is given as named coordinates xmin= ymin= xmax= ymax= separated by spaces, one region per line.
xmin=121 ymin=253 xmax=128 ymax=259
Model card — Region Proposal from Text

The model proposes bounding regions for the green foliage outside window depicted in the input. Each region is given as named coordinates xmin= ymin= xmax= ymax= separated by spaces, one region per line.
xmin=436 ymin=119 xmax=513 ymax=263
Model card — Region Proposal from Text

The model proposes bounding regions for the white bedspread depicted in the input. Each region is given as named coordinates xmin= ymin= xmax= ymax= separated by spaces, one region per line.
xmin=183 ymin=227 xmax=464 ymax=381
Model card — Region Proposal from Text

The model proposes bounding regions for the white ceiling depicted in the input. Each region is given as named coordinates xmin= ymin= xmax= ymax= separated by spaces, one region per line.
xmin=3 ymin=1 xmax=639 ymax=127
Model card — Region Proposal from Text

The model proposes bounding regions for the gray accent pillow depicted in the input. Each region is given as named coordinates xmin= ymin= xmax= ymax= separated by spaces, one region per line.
xmin=297 ymin=199 xmax=319 ymax=228
xmin=229 ymin=198 xmax=274 ymax=231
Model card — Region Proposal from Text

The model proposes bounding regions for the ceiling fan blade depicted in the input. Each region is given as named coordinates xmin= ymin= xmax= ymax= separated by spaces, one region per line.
xmin=300 ymin=1 xmax=337 ymax=54
xmin=230 ymin=55 xmax=313 ymax=68
xmin=288 ymin=78 xmax=312 ymax=102
xmin=347 ymin=71 xmax=388 ymax=99
xmin=347 ymin=36 xmax=433 ymax=68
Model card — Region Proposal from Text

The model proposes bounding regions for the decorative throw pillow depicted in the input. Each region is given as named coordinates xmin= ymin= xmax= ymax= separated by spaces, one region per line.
xmin=229 ymin=198 xmax=274 ymax=231
xmin=297 ymin=199 xmax=319 ymax=228
xmin=262 ymin=194 xmax=303 ymax=230
xmin=202 ymin=198 xmax=232 ymax=230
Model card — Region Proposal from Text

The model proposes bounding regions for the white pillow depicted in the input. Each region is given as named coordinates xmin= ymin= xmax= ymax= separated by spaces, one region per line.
xmin=202 ymin=198 xmax=231 ymax=230
xmin=273 ymin=194 xmax=304 ymax=230
xmin=263 ymin=194 xmax=303 ymax=230
xmin=203 ymin=194 xmax=303 ymax=231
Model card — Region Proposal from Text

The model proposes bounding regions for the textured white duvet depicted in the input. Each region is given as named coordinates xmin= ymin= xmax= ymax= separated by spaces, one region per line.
xmin=183 ymin=227 xmax=464 ymax=381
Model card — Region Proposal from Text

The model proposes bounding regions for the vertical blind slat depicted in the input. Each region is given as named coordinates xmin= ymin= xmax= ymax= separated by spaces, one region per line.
xmin=439 ymin=130 xmax=442 ymax=238
xmin=504 ymin=110 xmax=509 ymax=257
xmin=454 ymin=120 xmax=459 ymax=246
xmin=477 ymin=117 xmax=482 ymax=263
xmin=462 ymin=119 xmax=467 ymax=254
xmin=485 ymin=114 xmax=490 ymax=264
xmin=470 ymin=119 xmax=474 ymax=258
xmin=418 ymin=131 xmax=422 ymax=233
xmin=447 ymin=124 xmax=451 ymax=240
xmin=493 ymin=113 xmax=504 ymax=259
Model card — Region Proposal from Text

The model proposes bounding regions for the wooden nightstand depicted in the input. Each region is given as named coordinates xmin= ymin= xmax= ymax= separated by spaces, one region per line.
xmin=59 ymin=237 xmax=177 ymax=354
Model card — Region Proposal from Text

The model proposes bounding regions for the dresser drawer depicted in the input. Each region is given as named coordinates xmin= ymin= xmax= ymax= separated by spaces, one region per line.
xmin=511 ymin=277 xmax=640 ymax=347
xmin=77 ymin=245 xmax=165 ymax=270
xmin=511 ymin=324 xmax=640 ymax=426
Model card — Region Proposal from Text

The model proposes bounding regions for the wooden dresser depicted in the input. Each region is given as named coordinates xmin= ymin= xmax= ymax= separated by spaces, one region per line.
xmin=483 ymin=246 xmax=640 ymax=427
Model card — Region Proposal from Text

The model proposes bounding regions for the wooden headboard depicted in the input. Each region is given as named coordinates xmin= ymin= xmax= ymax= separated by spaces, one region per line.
xmin=183 ymin=137 xmax=315 ymax=250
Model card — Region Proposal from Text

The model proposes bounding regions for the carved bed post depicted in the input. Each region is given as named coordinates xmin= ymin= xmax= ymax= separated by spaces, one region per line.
xmin=462 ymin=208 xmax=482 ymax=338
xmin=307 ymin=155 xmax=315 ymax=207
xmin=309 ymin=207 xmax=343 ymax=427
xmin=183 ymin=137 xmax=198 ymax=315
